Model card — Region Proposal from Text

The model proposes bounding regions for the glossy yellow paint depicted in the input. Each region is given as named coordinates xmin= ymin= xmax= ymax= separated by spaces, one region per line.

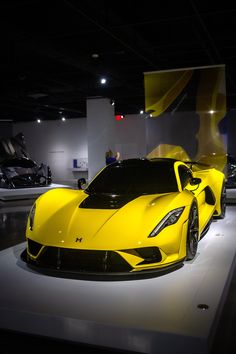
xmin=27 ymin=190 xmax=192 ymax=249
xmin=26 ymin=161 xmax=225 ymax=272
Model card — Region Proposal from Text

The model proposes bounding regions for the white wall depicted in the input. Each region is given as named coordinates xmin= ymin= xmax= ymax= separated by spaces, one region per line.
xmin=86 ymin=98 xmax=146 ymax=180
xmin=114 ymin=114 xmax=147 ymax=159
xmin=13 ymin=111 xmax=147 ymax=184
xmin=87 ymin=98 xmax=115 ymax=181
xmin=13 ymin=118 xmax=87 ymax=184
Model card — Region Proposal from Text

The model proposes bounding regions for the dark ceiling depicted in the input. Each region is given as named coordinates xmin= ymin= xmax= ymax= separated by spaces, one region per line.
xmin=1 ymin=0 xmax=236 ymax=122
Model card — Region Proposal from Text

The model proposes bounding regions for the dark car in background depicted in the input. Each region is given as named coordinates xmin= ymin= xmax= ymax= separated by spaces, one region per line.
xmin=226 ymin=154 xmax=236 ymax=189
xmin=0 ymin=133 xmax=52 ymax=189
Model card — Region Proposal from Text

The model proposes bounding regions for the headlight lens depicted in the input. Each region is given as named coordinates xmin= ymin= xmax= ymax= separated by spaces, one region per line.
xmin=148 ymin=207 xmax=184 ymax=237
xmin=29 ymin=203 xmax=36 ymax=231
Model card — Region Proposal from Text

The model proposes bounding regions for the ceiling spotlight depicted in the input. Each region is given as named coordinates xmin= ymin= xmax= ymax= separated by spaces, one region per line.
xmin=61 ymin=117 xmax=66 ymax=121
xmin=100 ymin=78 xmax=107 ymax=85
xmin=37 ymin=119 xmax=41 ymax=123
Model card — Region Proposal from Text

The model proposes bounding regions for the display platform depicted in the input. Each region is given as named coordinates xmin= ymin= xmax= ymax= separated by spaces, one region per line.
xmin=0 ymin=208 xmax=235 ymax=354
xmin=0 ymin=183 xmax=71 ymax=201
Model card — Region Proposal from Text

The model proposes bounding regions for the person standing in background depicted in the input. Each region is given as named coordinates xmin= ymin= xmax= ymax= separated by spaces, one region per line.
xmin=105 ymin=149 xmax=120 ymax=165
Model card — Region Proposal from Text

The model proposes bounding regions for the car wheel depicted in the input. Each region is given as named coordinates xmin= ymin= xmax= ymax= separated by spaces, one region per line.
xmin=218 ymin=182 xmax=226 ymax=219
xmin=39 ymin=175 xmax=47 ymax=185
xmin=186 ymin=202 xmax=199 ymax=261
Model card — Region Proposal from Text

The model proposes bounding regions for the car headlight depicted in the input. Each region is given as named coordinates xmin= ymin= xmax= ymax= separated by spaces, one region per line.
xmin=148 ymin=207 xmax=184 ymax=237
xmin=29 ymin=203 xmax=36 ymax=231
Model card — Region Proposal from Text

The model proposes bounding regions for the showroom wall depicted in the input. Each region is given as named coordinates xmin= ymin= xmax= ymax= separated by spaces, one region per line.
xmin=13 ymin=118 xmax=88 ymax=185
xmin=114 ymin=114 xmax=147 ymax=159
xmin=87 ymin=98 xmax=147 ymax=180
xmin=0 ymin=121 xmax=13 ymax=139
xmin=87 ymin=98 xmax=116 ymax=181
xmin=13 ymin=113 xmax=146 ymax=184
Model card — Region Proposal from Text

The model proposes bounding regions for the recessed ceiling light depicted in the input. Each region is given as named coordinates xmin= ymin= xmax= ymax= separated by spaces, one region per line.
xmin=100 ymin=78 xmax=107 ymax=84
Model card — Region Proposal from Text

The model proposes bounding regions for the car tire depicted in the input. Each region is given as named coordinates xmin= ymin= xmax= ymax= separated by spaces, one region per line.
xmin=186 ymin=201 xmax=199 ymax=261
xmin=218 ymin=181 xmax=226 ymax=219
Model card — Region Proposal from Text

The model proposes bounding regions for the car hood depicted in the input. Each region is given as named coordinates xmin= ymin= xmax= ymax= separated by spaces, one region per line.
xmin=28 ymin=189 xmax=190 ymax=250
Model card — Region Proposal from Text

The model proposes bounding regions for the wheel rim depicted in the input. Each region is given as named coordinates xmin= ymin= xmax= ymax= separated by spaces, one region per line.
xmin=188 ymin=204 xmax=199 ymax=256
xmin=221 ymin=184 xmax=226 ymax=216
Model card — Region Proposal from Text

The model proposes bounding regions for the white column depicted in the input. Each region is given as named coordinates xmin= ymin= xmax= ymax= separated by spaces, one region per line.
xmin=86 ymin=98 xmax=115 ymax=181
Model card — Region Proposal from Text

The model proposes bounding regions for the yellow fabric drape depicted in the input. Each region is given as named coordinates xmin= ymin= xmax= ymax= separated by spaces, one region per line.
xmin=144 ymin=69 xmax=193 ymax=117
xmin=144 ymin=66 xmax=227 ymax=172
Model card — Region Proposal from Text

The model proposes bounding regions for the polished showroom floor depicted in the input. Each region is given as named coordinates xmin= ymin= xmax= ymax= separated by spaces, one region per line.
xmin=0 ymin=194 xmax=235 ymax=354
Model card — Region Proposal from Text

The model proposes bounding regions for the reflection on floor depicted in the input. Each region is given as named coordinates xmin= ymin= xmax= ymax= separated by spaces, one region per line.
xmin=0 ymin=199 xmax=34 ymax=250
xmin=0 ymin=196 xmax=235 ymax=354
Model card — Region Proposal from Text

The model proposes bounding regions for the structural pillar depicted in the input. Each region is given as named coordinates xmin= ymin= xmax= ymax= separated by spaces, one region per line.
xmin=86 ymin=98 xmax=115 ymax=181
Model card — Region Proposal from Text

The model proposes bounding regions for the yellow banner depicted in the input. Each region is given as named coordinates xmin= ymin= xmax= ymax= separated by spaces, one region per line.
xmin=144 ymin=65 xmax=227 ymax=171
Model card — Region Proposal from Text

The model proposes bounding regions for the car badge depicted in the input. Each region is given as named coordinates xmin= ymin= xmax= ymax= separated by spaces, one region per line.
xmin=75 ymin=237 xmax=83 ymax=243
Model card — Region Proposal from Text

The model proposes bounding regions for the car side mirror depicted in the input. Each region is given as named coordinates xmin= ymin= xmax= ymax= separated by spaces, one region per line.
xmin=190 ymin=177 xmax=201 ymax=186
xmin=77 ymin=177 xmax=86 ymax=190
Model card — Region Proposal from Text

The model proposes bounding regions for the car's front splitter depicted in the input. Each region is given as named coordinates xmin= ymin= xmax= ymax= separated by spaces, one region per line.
xmin=20 ymin=248 xmax=184 ymax=281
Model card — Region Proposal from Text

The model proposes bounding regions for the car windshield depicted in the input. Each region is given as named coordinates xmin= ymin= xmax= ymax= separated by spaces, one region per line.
xmin=86 ymin=160 xmax=178 ymax=195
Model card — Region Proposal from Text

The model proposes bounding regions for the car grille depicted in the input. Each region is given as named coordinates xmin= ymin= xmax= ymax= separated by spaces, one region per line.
xmin=27 ymin=241 xmax=132 ymax=273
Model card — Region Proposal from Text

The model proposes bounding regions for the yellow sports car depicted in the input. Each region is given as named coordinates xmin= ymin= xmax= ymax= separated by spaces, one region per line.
xmin=23 ymin=158 xmax=226 ymax=274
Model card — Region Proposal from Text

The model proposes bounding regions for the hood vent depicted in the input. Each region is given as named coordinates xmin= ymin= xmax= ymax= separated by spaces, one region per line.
xmin=79 ymin=193 xmax=140 ymax=209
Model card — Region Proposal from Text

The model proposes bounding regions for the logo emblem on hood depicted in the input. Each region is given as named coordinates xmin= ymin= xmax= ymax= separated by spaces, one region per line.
xmin=75 ymin=237 xmax=83 ymax=243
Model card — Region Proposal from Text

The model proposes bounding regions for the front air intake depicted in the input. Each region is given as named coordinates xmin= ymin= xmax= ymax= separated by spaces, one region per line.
xmin=27 ymin=238 xmax=43 ymax=256
xmin=27 ymin=246 xmax=132 ymax=273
